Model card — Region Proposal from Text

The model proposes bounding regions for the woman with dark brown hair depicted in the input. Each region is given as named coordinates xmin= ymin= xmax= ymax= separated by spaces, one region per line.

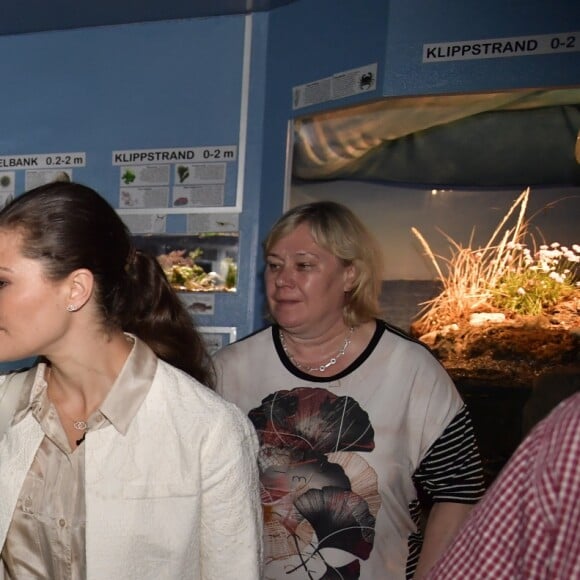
xmin=0 ymin=182 xmax=262 ymax=579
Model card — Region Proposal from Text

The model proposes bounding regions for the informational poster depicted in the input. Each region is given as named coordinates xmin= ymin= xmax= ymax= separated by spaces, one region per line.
xmin=0 ymin=171 xmax=15 ymax=206
xmin=197 ymin=326 xmax=237 ymax=355
xmin=121 ymin=214 xmax=167 ymax=234
xmin=292 ymin=63 xmax=377 ymax=110
xmin=179 ymin=293 xmax=216 ymax=316
xmin=113 ymin=146 xmax=237 ymax=214
xmin=186 ymin=213 xmax=239 ymax=234
xmin=0 ymin=152 xmax=85 ymax=192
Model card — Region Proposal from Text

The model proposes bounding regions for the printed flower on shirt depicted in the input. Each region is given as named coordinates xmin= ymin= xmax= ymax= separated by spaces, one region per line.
xmin=250 ymin=388 xmax=375 ymax=453
xmin=250 ymin=387 xmax=379 ymax=579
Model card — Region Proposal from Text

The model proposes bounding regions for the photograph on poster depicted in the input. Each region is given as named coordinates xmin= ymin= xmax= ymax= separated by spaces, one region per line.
xmin=132 ymin=233 xmax=239 ymax=293
xmin=179 ymin=293 xmax=215 ymax=317
xmin=0 ymin=171 xmax=15 ymax=207
xmin=113 ymin=146 xmax=238 ymax=212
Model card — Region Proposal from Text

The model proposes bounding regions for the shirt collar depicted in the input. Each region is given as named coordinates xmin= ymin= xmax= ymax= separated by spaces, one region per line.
xmin=99 ymin=334 xmax=158 ymax=435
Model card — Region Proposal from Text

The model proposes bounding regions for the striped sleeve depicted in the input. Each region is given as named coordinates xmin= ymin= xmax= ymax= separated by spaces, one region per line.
xmin=413 ymin=405 xmax=486 ymax=503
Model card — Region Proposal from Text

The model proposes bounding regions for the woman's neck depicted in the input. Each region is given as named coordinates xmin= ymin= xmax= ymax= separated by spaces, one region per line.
xmin=45 ymin=330 xmax=133 ymax=414
xmin=279 ymin=319 xmax=376 ymax=375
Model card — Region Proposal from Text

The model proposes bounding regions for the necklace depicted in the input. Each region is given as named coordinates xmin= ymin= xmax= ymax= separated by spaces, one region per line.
xmin=46 ymin=368 xmax=89 ymax=446
xmin=279 ymin=327 xmax=355 ymax=373
xmin=61 ymin=411 xmax=88 ymax=446
xmin=54 ymin=405 xmax=88 ymax=445
xmin=57 ymin=406 xmax=88 ymax=431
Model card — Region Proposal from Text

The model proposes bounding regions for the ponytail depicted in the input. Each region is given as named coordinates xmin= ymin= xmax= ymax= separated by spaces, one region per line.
xmin=118 ymin=251 xmax=215 ymax=388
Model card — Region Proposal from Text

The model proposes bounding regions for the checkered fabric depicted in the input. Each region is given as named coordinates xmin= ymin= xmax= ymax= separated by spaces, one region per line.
xmin=426 ymin=391 xmax=580 ymax=579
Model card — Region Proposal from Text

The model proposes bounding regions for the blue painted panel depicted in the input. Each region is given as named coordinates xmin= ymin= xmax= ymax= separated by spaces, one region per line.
xmin=266 ymin=0 xmax=389 ymax=117
xmin=0 ymin=0 xmax=298 ymax=36
xmin=384 ymin=0 xmax=580 ymax=95
xmin=0 ymin=17 xmax=245 ymax=208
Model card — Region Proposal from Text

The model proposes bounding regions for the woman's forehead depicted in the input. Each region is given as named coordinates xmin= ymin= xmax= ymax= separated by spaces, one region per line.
xmin=270 ymin=225 xmax=321 ymax=249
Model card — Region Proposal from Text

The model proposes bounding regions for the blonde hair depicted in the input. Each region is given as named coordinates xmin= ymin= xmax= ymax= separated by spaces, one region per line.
xmin=263 ymin=201 xmax=384 ymax=326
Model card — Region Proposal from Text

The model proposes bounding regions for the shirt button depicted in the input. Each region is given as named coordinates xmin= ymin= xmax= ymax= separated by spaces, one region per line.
xmin=59 ymin=518 xmax=66 ymax=527
xmin=94 ymin=413 xmax=103 ymax=421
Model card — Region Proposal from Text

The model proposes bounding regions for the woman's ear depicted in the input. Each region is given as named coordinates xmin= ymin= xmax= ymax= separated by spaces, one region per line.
xmin=343 ymin=263 xmax=357 ymax=292
xmin=66 ymin=269 xmax=94 ymax=311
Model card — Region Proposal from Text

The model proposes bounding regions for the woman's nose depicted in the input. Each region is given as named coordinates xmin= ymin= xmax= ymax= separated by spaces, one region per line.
xmin=274 ymin=267 xmax=293 ymax=287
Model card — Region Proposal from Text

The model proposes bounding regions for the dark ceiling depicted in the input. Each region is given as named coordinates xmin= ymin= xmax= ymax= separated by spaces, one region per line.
xmin=0 ymin=0 xmax=296 ymax=36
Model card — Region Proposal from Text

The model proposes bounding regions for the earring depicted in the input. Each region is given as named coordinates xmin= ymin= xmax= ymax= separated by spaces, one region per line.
xmin=66 ymin=304 xmax=78 ymax=312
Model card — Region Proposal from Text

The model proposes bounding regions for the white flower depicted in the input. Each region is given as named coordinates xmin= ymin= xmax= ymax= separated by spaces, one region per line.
xmin=572 ymin=244 xmax=580 ymax=253
xmin=517 ymin=287 xmax=526 ymax=295
xmin=550 ymin=242 xmax=560 ymax=248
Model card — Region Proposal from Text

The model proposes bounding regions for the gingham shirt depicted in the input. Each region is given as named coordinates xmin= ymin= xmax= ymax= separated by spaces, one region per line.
xmin=427 ymin=391 xmax=580 ymax=580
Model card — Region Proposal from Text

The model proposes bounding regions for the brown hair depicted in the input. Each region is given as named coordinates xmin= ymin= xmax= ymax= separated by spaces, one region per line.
xmin=0 ymin=181 xmax=214 ymax=387
xmin=263 ymin=200 xmax=384 ymax=326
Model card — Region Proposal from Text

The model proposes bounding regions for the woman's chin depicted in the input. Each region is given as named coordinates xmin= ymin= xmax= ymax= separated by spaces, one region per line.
xmin=272 ymin=314 xmax=305 ymax=332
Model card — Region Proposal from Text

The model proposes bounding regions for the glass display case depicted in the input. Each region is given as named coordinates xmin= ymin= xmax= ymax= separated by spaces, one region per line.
xmin=132 ymin=233 xmax=239 ymax=292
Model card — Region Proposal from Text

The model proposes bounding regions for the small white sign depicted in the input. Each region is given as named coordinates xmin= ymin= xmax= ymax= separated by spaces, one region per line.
xmin=186 ymin=213 xmax=239 ymax=234
xmin=0 ymin=172 xmax=15 ymax=194
xmin=423 ymin=31 xmax=580 ymax=63
xmin=175 ymin=163 xmax=226 ymax=185
xmin=198 ymin=326 xmax=237 ymax=355
xmin=25 ymin=169 xmax=73 ymax=190
xmin=0 ymin=152 xmax=85 ymax=170
xmin=293 ymin=63 xmax=377 ymax=110
xmin=120 ymin=165 xmax=170 ymax=187
xmin=119 ymin=187 xmax=170 ymax=209
xmin=121 ymin=213 xmax=167 ymax=234
xmin=172 ymin=184 xmax=225 ymax=207
xmin=112 ymin=147 xmax=237 ymax=166
xmin=179 ymin=293 xmax=215 ymax=316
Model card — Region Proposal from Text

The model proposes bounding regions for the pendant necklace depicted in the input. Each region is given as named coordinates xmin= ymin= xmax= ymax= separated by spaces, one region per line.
xmin=47 ymin=368 xmax=88 ymax=445
xmin=279 ymin=326 xmax=355 ymax=373
xmin=60 ymin=408 xmax=88 ymax=446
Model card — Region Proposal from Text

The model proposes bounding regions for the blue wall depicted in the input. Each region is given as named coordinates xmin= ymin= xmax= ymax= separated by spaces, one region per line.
xmin=384 ymin=0 xmax=580 ymax=95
